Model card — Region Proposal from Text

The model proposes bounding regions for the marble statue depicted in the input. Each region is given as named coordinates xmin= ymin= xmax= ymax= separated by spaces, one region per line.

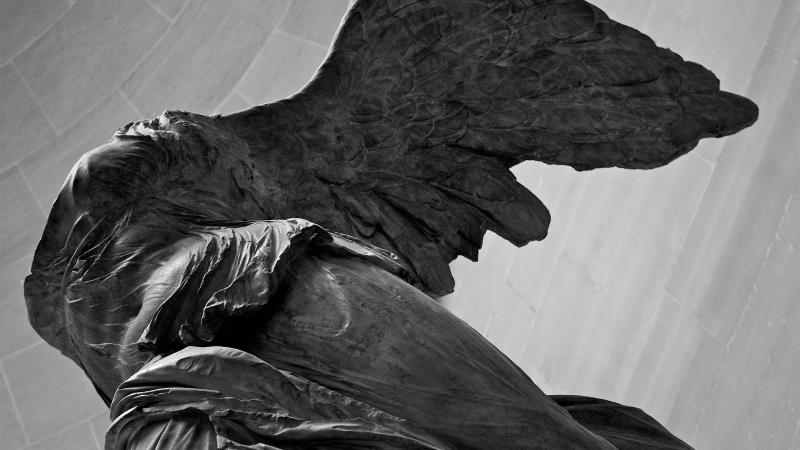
xmin=24 ymin=1 xmax=757 ymax=448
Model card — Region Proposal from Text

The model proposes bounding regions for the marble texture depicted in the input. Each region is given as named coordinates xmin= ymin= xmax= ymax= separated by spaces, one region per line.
xmin=0 ymin=1 xmax=796 ymax=449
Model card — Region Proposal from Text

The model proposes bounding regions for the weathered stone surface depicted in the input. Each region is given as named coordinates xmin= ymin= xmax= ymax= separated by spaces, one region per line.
xmin=23 ymin=1 xmax=757 ymax=448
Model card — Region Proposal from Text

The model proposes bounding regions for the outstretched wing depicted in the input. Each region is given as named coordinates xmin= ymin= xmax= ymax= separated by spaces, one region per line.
xmin=225 ymin=0 xmax=758 ymax=296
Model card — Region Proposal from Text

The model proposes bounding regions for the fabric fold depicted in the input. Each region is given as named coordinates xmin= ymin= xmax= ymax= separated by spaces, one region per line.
xmin=107 ymin=346 xmax=448 ymax=450
xmin=136 ymin=220 xmax=413 ymax=354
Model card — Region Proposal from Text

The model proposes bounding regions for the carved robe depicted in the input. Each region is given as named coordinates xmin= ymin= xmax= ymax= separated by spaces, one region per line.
xmin=24 ymin=0 xmax=758 ymax=448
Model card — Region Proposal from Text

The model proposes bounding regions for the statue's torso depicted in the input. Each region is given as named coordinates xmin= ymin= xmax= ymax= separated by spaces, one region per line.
xmin=238 ymin=252 xmax=611 ymax=450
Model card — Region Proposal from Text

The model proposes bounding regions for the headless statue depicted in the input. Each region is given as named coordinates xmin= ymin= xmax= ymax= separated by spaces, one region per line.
xmin=24 ymin=1 xmax=757 ymax=448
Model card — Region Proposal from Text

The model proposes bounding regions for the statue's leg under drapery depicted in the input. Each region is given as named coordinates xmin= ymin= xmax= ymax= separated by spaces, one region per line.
xmin=62 ymin=220 xmax=690 ymax=449
xmin=111 ymin=411 xmax=218 ymax=450
xmin=230 ymin=253 xmax=690 ymax=449
xmin=105 ymin=347 xmax=692 ymax=449
xmin=552 ymin=396 xmax=691 ymax=450
xmin=105 ymin=346 xmax=453 ymax=450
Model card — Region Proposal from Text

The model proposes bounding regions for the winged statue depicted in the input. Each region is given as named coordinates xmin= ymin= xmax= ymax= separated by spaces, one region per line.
xmin=24 ymin=1 xmax=757 ymax=448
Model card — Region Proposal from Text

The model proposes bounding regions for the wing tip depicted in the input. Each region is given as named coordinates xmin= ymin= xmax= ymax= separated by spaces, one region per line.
xmin=666 ymin=90 xmax=759 ymax=154
xmin=716 ymin=91 xmax=759 ymax=136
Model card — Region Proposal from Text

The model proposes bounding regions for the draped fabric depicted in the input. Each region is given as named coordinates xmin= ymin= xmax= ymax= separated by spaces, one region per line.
xmin=26 ymin=203 xmax=692 ymax=448
xmin=22 ymin=0 xmax=758 ymax=447
xmin=23 ymin=130 xmax=695 ymax=449
xmin=26 ymin=214 xmax=412 ymax=399
xmin=107 ymin=347 xmax=447 ymax=450
xmin=48 ymin=218 xmax=688 ymax=449
xmin=107 ymin=346 xmax=691 ymax=450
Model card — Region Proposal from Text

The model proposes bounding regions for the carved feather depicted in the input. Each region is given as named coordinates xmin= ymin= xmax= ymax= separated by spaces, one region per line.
xmin=221 ymin=0 xmax=758 ymax=295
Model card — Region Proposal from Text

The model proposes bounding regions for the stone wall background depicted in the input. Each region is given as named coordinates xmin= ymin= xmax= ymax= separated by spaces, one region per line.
xmin=0 ymin=1 xmax=795 ymax=448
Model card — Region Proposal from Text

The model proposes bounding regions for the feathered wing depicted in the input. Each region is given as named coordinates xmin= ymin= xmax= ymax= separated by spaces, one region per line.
xmin=224 ymin=0 xmax=758 ymax=296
